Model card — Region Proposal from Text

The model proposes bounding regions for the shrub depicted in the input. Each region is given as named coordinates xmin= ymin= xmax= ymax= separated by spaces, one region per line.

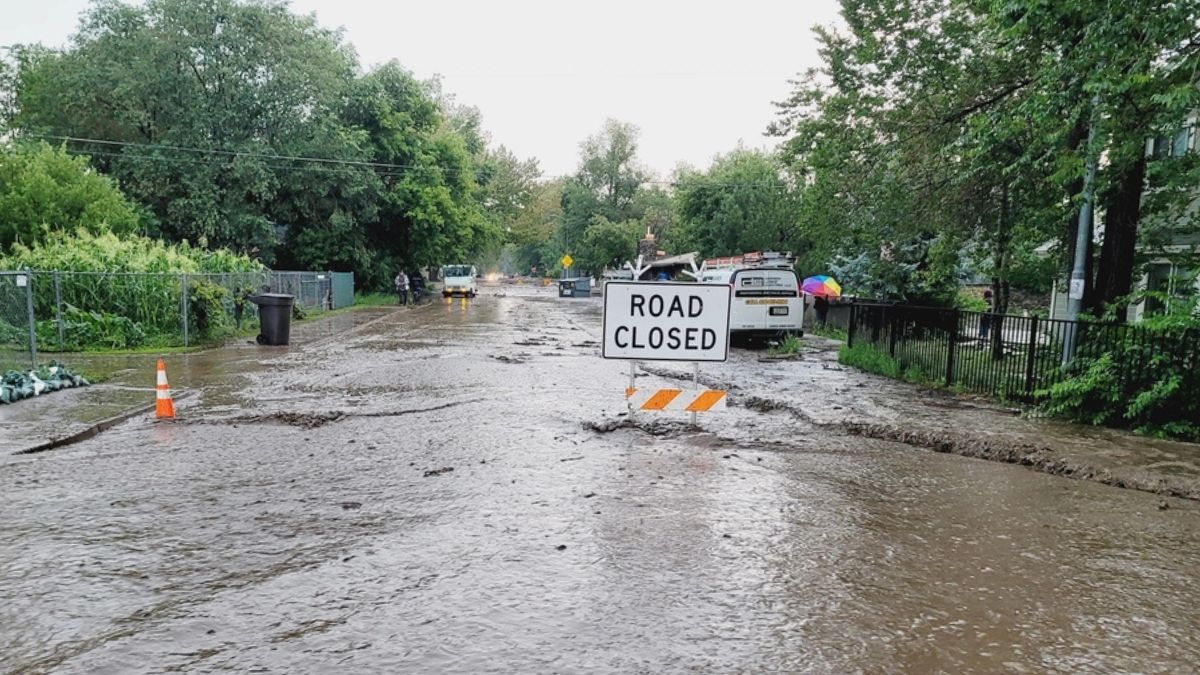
xmin=0 ymin=143 xmax=139 ymax=250
xmin=1036 ymin=330 xmax=1200 ymax=441
xmin=1034 ymin=286 xmax=1200 ymax=441
xmin=1 ymin=229 xmax=263 ymax=344
xmin=187 ymin=279 xmax=230 ymax=341
xmin=0 ymin=228 xmax=259 ymax=274
xmin=36 ymin=305 xmax=147 ymax=350
xmin=0 ymin=317 xmax=26 ymax=346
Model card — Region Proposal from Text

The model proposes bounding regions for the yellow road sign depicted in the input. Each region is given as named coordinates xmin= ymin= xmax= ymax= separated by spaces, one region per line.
xmin=561 ymin=254 xmax=574 ymax=268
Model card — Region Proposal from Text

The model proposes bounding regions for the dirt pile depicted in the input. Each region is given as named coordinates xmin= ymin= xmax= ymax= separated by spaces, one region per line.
xmin=222 ymin=411 xmax=346 ymax=429
xmin=840 ymin=421 xmax=1200 ymax=501
xmin=583 ymin=416 xmax=694 ymax=437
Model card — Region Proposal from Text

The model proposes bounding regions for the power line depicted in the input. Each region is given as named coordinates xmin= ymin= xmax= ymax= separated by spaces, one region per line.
xmin=51 ymin=146 xmax=418 ymax=180
xmin=22 ymin=133 xmax=799 ymax=191
xmin=25 ymin=133 xmax=437 ymax=173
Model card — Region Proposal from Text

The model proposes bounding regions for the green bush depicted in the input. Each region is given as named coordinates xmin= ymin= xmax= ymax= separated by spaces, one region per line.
xmin=2 ymin=229 xmax=263 ymax=345
xmin=1036 ymin=330 xmax=1200 ymax=441
xmin=955 ymin=290 xmax=988 ymax=312
xmin=36 ymin=305 xmax=147 ymax=350
xmin=0 ymin=317 xmax=25 ymax=346
xmin=0 ymin=228 xmax=262 ymax=274
xmin=0 ymin=143 xmax=140 ymax=250
xmin=1036 ymin=288 xmax=1200 ymax=441
xmin=187 ymin=279 xmax=230 ymax=341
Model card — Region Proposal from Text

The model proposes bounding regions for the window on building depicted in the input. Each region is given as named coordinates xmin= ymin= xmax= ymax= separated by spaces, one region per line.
xmin=1151 ymin=126 xmax=1194 ymax=158
xmin=1144 ymin=263 xmax=1198 ymax=317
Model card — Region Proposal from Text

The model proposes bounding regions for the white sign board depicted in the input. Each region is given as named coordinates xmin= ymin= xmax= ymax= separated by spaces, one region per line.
xmin=1068 ymin=278 xmax=1085 ymax=300
xmin=602 ymin=281 xmax=731 ymax=362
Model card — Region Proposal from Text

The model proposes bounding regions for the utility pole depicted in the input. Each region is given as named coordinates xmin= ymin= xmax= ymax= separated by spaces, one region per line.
xmin=1063 ymin=92 xmax=1101 ymax=366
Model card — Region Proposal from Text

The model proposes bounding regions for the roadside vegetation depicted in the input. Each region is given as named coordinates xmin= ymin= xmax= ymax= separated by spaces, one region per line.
xmin=1036 ymin=294 xmax=1200 ymax=441
xmin=807 ymin=324 xmax=848 ymax=342
xmin=767 ymin=334 xmax=804 ymax=358
xmin=1 ymin=229 xmax=262 ymax=349
xmin=838 ymin=343 xmax=938 ymax=388
xmin=838 ymin=297 xmax=1200 ymax=440
xmin=354 ymin=293 xmax=402 ymax=307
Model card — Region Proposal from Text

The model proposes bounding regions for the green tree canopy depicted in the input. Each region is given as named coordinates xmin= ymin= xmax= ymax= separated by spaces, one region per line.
xmin=554 ymin=119 xmax=656 ymax=265
xmin=673 ymin=149 xmax=799 ymax=259
xmin=13 ymin=0 xmax=360 ymax=257
xmin=0 ymin=143 xmax=140 ymax=250
xmin=770 ymin=0 xmax=1200 ymax=311
xmin=5 ymin=0 xmax=531 ymax=290
xmin=579 ymin=216 xmax=641 ymax=273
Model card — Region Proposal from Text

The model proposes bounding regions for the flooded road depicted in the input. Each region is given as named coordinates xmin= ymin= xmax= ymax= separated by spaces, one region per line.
xmin=3 ymin=285 xmax=1200 ymax=673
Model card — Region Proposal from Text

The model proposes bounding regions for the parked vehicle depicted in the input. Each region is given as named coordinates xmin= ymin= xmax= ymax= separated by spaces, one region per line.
xmin=441 ymin=264 xmax=478 ymax=298
xmin=700 ymin=252 xmax=804 ymax=344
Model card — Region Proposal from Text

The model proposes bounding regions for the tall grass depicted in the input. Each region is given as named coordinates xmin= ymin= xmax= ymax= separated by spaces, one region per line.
xmin=1 ymin=229 xmax=264 ymax=346
xmin=838 ymin=342 xmax=940 ymax=385
xmin=808 ymin=324 xmax=848 ymax=341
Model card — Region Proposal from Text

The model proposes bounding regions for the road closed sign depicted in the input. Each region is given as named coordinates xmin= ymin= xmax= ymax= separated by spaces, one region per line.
xmin=602 ymin=282 xmax=731 ymax=362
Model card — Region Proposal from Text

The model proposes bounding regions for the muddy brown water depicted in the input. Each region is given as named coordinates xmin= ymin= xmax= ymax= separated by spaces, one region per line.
xmin=2 ymin=285 xmax=1199 ymax=673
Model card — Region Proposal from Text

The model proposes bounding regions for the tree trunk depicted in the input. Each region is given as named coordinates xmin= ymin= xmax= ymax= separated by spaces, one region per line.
xmin=1093 ymin=152 xmax=1147 ymax=320
xmin=991 ymin=186 xmax=1011 ymax=361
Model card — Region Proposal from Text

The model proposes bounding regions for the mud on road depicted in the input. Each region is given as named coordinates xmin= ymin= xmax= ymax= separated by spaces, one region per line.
xmin=2 ymin=284 xmax=1200 ymax=673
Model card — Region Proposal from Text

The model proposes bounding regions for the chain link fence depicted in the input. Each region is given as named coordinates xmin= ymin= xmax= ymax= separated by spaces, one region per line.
xmin=1 ymin=272 xmax=37 ymax=371
xmin=1 ymin=269 xmax=354 ymax=372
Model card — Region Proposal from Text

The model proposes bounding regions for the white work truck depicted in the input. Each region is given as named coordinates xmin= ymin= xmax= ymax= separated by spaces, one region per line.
xmin=441 ymin=264 xmax=478 ymax=298
xmin=699 ymin=252 xmax=804 ymax=345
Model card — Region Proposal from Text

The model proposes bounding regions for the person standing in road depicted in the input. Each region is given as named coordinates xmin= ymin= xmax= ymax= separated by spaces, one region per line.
xmin=395 ymin=270 xmax=409 ymax=306
xmin=814 ymin=295 xmax=830 ymax=327
xmin=410 ymin=270 xmax=425 ymax=304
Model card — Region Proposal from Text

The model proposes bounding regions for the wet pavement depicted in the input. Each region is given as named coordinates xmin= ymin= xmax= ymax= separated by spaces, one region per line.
xmin=3 ymin=284 xmax=1200 ymax=673
xmin=0 ymin=307 xmax=394 ymax=455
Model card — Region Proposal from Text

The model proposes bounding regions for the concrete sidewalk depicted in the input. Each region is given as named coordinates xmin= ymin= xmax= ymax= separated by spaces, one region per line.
xmin=0 ymin=305 xmax=397 ymax=455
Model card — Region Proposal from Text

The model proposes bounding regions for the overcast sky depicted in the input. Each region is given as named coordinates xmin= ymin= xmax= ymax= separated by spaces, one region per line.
xmin=2 ymin=0 xmax=843 ymax=179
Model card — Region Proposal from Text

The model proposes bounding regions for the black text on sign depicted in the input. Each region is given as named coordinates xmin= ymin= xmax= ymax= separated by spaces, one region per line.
xmin=602 ymin=282 xmax=732 ymax=362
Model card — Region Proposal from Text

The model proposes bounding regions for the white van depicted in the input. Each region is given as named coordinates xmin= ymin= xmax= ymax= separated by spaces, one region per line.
xmin=701 ymin=264 xmax=804 ymax=344
xmin=441 ymin=264 xmax=478 ymax=298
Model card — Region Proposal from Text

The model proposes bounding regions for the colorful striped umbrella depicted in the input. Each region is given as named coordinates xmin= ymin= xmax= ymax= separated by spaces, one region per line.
xmin=801 ymin=275 xmax=842 ymax=298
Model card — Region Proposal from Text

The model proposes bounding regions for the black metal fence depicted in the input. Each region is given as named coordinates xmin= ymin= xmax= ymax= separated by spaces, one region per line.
xmin=846 ymin=302 xmax=1200 ymax=401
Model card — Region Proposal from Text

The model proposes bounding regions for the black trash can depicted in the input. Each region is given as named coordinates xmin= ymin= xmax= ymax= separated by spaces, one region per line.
xmin=250 ymin=293 xmax=294 ymax=345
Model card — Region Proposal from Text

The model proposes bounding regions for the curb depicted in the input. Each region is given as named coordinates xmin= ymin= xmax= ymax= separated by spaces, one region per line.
xmin=13 ymin=390 xmax=197 ymax=456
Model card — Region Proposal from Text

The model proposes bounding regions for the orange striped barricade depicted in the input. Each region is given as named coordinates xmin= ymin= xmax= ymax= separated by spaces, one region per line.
xmin=625 ymin=387 xmax=727 ymax=413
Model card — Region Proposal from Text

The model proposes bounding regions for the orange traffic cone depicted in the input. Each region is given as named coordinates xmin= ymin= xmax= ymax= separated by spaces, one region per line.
xmin=156 ymin=358 xmax=175 ymax=420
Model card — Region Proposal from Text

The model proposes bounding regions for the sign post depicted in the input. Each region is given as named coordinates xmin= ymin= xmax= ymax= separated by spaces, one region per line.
xmin=560 ymin=254 xmax=573 ymax=280
xmin=602 ymin=281 xmax=731 ymax=421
